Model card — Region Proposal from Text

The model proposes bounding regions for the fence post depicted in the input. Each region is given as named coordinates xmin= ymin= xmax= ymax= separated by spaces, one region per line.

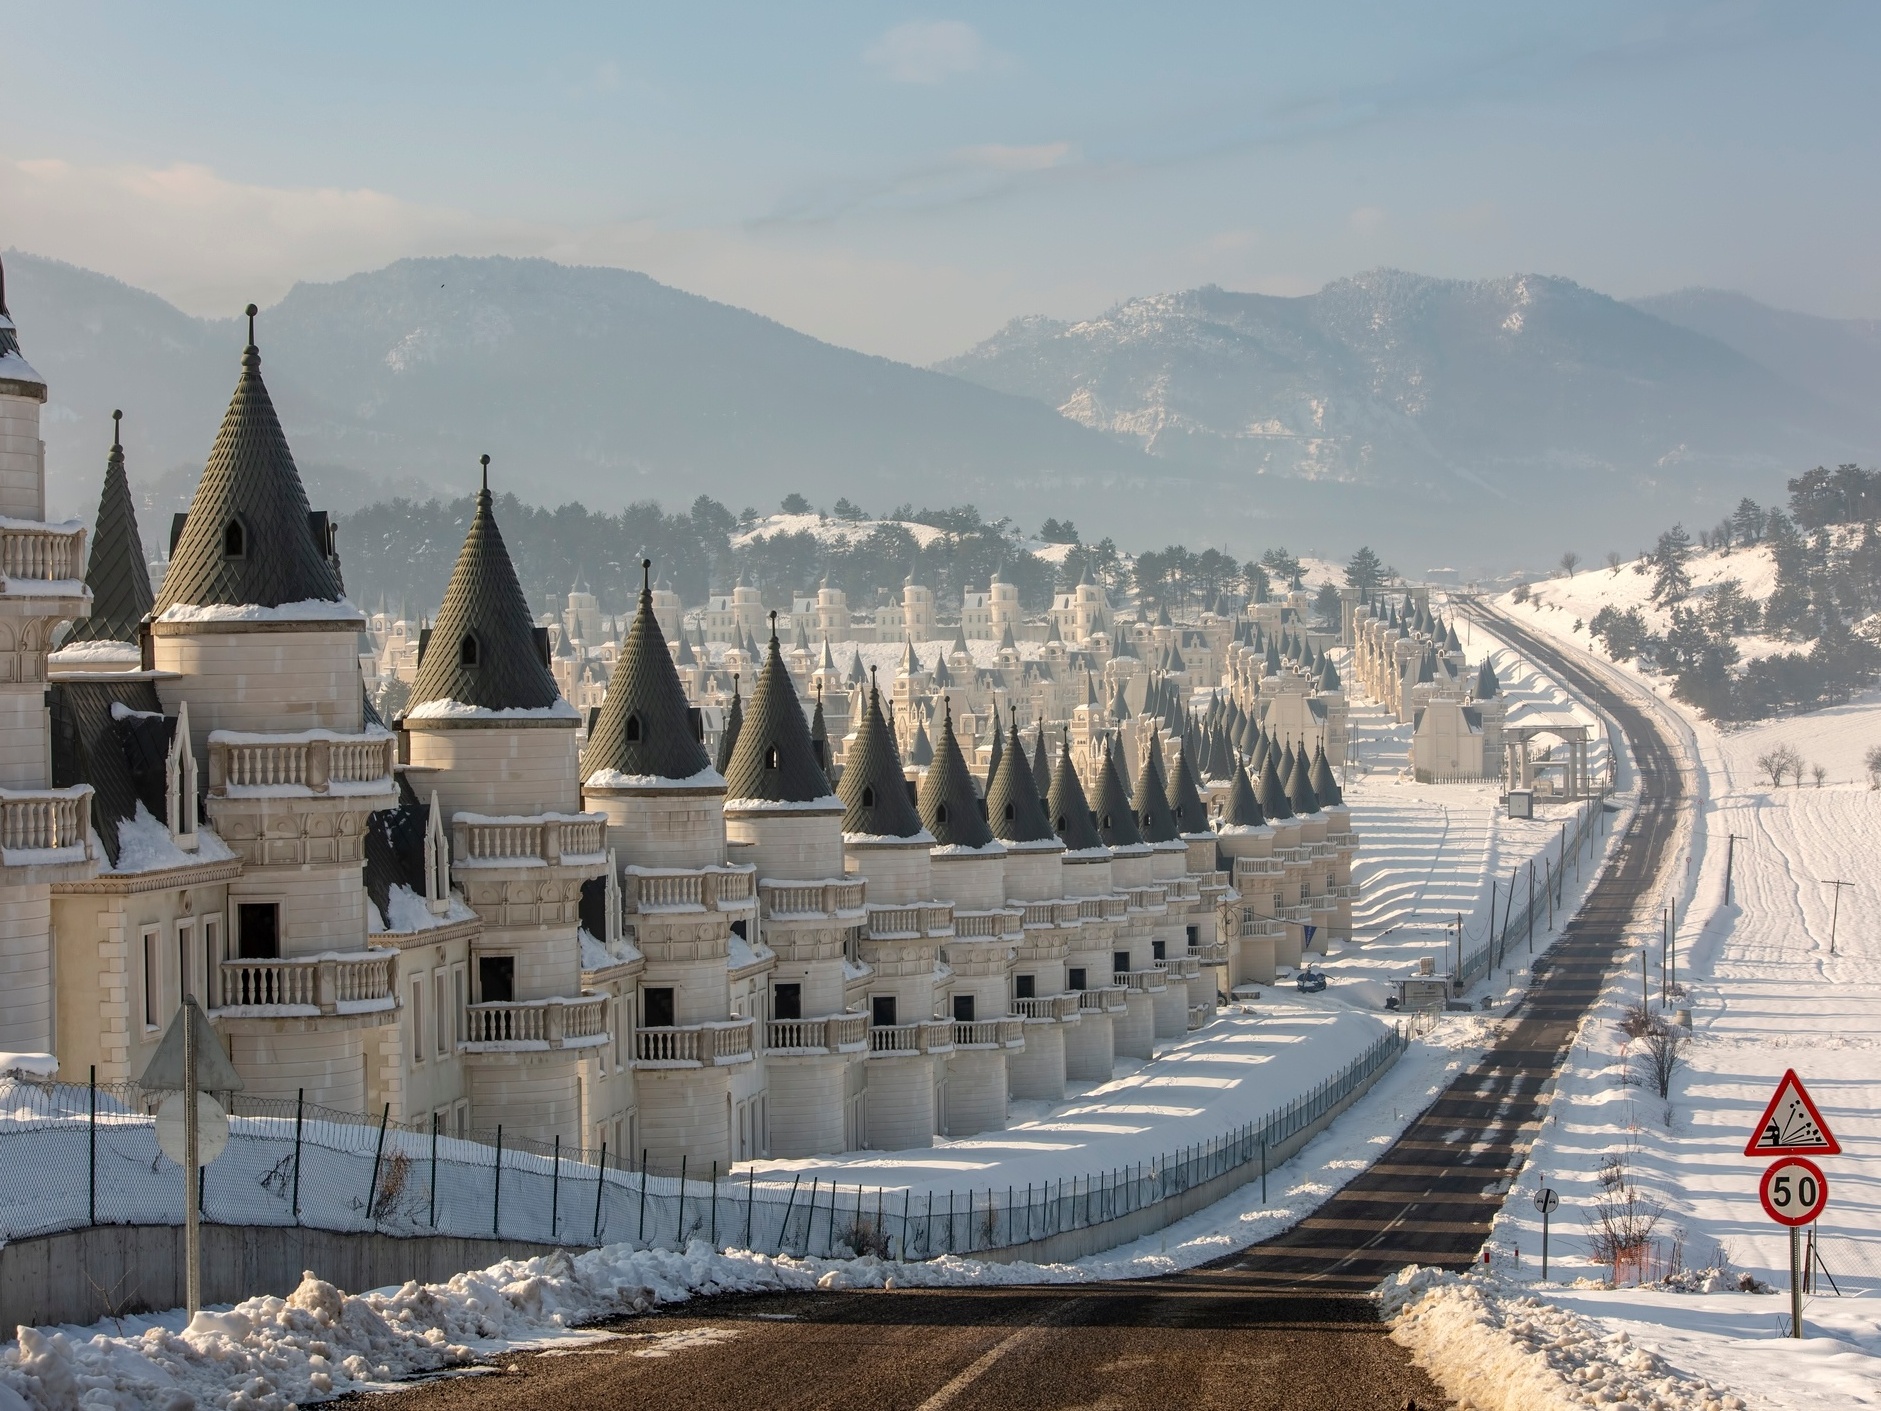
xmin=493 ymin=1125 xmax=503 ymax=1237
xmin=88 ymin=1065 xmax=96 ymax=1226
xmin=292 ymin=1088 xmax=304 ymax=1223
xmin=747 ymin=1166 xmax=756 ymax=1250
xmin=778 ymin=1174 xmax=800 ymax=1256
xmin=675 ymin=1154 xmax=687 ymax=1248
xmin=593 ymin=1140 xmax=608 ymax=1242
xmin=366 ymin=1104 xmax=390 ymax=1223
xmin=637 ymin=1150 xmax=648 ymax=1242
xmin=550 ymin=1135 xmax=561 ymax=1239
xmin=710 ymin=1161 xmax=718 ymax=1250
xmin=1261 ymin=1133 xmax=1267 ymax=1202
xmin=430 ymin=1114 xmax=439 ymax=1228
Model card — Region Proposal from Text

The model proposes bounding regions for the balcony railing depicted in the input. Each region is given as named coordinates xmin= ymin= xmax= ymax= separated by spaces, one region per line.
xmin=0 ymin=785 xmax=92 ymax=855
xmin=1190 ymin=941 xmax=1230 ymax=964
xmin=208 ymin=732 xmax=396 ymax=797
xmin=634 ymin=1016 xmax=756 ymax=1068
xmin=1156 ymin=955 xmax=1203 ymax=980
xmin=866 ymin=902 xmax=954 ymax=939
xmin=952 ymin=909 xmax=1021 ymax=940
xmin=765 ymin=1012 xmax=869 ymax=1055
xmin=215 ymin=951 xmax=397 ymax=1015
xmin=1231 ymin=857 xmax=1284 ymax=881
xmin=626 ymin=866 xmax=758 ymax=913
xmin=867 ymin=1019 xmax=955 ymax=1056
xmin=1327 ymin=830 xmax=1360 ymax=850
xmin=1076 ymin=985 xmax=1129 ymax=1014
xmin=759 ymin=878 xmax=864 ymax=917
xmin=1238 ymin=917 xmax=1284 ymax=939
xmin=1012 ymin=993 xmax=1081 ymax=1022
xmin=1330 ymin=882 xmax=1362 ymax=900
xmin=0 ymin=521 xmax=85 ymax=584
xmin=1167 ymin=877 xmax=1202 ymax=902
xmin=1018 ymin=901 xmax=1060 ymax=930
xmin=953 ymin=1018 xmax=1026 ymax=1050
xmin=454 ymin=812 xmax=606 ymax=866
xmin=1126 ymin=887 xmax=1167 ymax=913
xmin=462 ymin=994 xmax=609 ymax=1051
xmin=1187 ymin=1004 xmax=1210 ymax=1031
xmin=1112 ymin=968 xmax=1168 ymax=994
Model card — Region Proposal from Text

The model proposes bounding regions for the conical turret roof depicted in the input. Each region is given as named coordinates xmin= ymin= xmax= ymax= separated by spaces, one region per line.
xmin=725 ymin=624 xmax=835 ymax=805
xmin=1318 ymin=655 xmax=1341 ymax=692
xmin=987 ymin=721 xmax=1054 ymax=844
xmin=66 ymin=412 xmax=154 ymax=644
xmin=952 ymin=622 xmax=970 ymax=656
xmin=1165 ymin=738 xmax=1212 ymax=835
xmin=1048 ymin=736 xmax=1104 ymax=852
xmin=1132 ymin=731 xmax=1181 ymax=843
xmin=920 ymin=701 xmax=994 ymax=849
xmin=810 ymin=692 xmax=829 ymax=772
xmin=0 ymin=254 xmax=45 ymax=389
xmin=1257 ymin=749 xmax=1293 ymax=820
xmin=910 ymin=713 xmax=934 ymax=767
xmin=1031 ymin=726 xmax=1051 ymax=791
xmin=409 ymin=463 xmax=562 ymax=713
xmin=1476 ymin=657 xmax=1500 ymax=699
xmin=1310 ymin=743 xmax=1342 ymax=807
xmin=154 ymin=312 xmax=345 ymax=613
xmin=1091 ymin=737 xmax=1144 ymax=848
xmin=582 ymin=560 xmax=712 ymax=784
xmin=998 ymin=622 xmax=1018 ymax=652
xmin=1223 ymin=757 xmax=1266 ymax=828
xmin=1286 ymin=746 xmax=1320 ymax=814
xmin=675 ymin=632 xmax=697 ymax=667
xmin=838 ymin=675 xmax=924 ymax=837
xmin=714 ymin=680 xmax=744 ymax=773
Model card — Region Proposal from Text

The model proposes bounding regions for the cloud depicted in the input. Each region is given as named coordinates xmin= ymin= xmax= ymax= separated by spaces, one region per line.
xmin=0 ymin=151 xmax=1012 ymax=365
xmin=1348 ymin=206 xmax=1386 ymax=234
xmin=863 ymin=20 xmax=1006 ymax=84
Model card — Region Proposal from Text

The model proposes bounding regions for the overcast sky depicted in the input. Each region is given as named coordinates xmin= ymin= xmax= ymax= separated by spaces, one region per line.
xmin=4 ymin=2 xmax=1877 ymax=363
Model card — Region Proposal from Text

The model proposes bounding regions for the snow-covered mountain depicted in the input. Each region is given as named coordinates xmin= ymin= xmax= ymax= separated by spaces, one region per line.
xmin=938 ymin=272 xmax=1879 ymax=555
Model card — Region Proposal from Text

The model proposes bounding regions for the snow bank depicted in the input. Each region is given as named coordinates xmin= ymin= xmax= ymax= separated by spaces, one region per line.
xmin=582 ymin=766 xmax=725 ymax=791
xmin=156 ymin=599 xmax=364 ymax=625
xmin=1379 ymin=1266 xmax=1746 ymax=1411
xmin=111 ymin=806 xmax=236 ymax=875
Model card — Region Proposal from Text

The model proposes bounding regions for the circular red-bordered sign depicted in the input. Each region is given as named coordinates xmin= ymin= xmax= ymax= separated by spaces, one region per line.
xmin=1759 ymin=1156 xmax=1828 ymax=1226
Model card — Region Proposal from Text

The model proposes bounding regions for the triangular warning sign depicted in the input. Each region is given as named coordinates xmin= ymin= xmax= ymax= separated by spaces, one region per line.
xmin=1744 ymin=1069 xmax=1839 ymax=1157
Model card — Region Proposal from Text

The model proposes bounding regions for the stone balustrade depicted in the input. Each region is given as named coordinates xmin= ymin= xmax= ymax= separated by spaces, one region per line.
xmin=1126 ymin=886 xmax=1167 ymax=913
xmin=1238 ymin=916 xmax=1284 ymax=939
xmin=1112 ymin=967 xmax=1168 ymax=994
xmin=0 ymin=521 xmax=85 ymax=583
xmin=1157 ymin=954 xmax=1203 ymax=980
xmin=634 ymin=1016 xmax=756 ymax=1068
xmin=1018 ymin=901 xmax=1060 ymax=930
xmin=0 ymin=785 xmax=92 ymax=855
xmin=758 ymin=877 xmax=865 ymax=918
xmin=953 ymin=1018 xmax=1026 ymax=1050
xmin=216 ymin=950 xmax=397 ymax=1015
xmin=951 ymin=908 xmax=1021 ymax=940
xmin=765 ymin=1012 xmax=869 ymax=1054
xmin=1232 ymin=857 xmax=1285 ymax=881
xmin=208 ymin=732 xmax=396 ymax=796
xmin=1012 ymin=993 xmax=1081 ymax=1022
xmin=1190 ymin=940 xmax=1230 ymax=964
xmin=454 ymin=812 xmax=606 ymax=866
xmin=625 ymin=866 xmax=759 ymax=913
xmin=865 ymin=901 xmax=953 ymax=939
xmin=866 ymin=1019 xmax=955 ymax=1056
xmin=462 ymin=993 xmax=609 ymax=1050
xmin=1077 ymin=986 xmax=1129 ymax=1013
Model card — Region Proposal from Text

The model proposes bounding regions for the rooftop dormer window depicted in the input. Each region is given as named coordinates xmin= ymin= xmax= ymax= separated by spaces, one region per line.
xmin=624 ymin=713 xmax=641 ymax=742
xmin=459 ymin=633 xmax=480 ymax=668
xmin=222 ymin=519 xmax=246 ymax=558
xmin=765 ymin=745 xmax=779 ymax=770
xmin=936 ymin=803 xmax=948 ymax=824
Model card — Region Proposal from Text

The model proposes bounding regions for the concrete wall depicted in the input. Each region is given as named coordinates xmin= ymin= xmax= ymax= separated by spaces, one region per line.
xmin=0 ymin=885 xmax=53 ymax=1052
xmin=0 ymin=393 xmax=45 ymax=520
xmin=153 ymin=627 xmax=364 ymax=751
xmin=408 ymin=722 xmax=583 ymax=819
xmin=0 ymin=1222 xmax=571 ymax=1331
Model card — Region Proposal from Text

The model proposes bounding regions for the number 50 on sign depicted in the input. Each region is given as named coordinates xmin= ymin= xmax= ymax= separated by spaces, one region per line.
xmin=1759 ymin=1156 xmax=1828 ymax=1227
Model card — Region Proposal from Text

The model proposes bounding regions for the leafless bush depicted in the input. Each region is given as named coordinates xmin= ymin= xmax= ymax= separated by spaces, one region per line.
xmin=1635 ymin=1027 xmax=1685 ymax=1100
xmin=372 ymin=1149 xmax=412 ymax=1220
xmin=1559 ymin=551 xmax=1581 ymax=577
xmin=1616 ymin=1002 xmax=1656 ymax=1040
xmin=1755 ymin=744 xmax=1801 ymax=789
xmin=1583 ymin=1157 xmax=1667 ymax=1277
xmin=842 ymin=1215 xmax=891 ymax=1259
xmin=1811 ymin=762 xmax=1827 ymax=788
xmin=1866 ymin=745 xmax=1881 ymax=790
xmin=1606 ymin=551 xmax=1624 ymax=574
xmin=1512 ymin=582 xmax=1531 ymax=604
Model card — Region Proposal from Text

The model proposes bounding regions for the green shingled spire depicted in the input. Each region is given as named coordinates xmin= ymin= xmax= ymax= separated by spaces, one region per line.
xmin=1091 ymin=736 xmax=1144 ymax=848
xmin=725 ymin=619 xmax=834 ymax=804
xmin=1310 ymin=742 xmax=1342 ymax=808
xmin=65 ymin=411 xmax=154 ymax=644
xmin=714 ymin=678 xmax=744 ymax=774
xmin=1165 ymin=736 xmax=1212 ymax=835
xmin=1257 ymin=748 xmax=1293 ymax=821
xmin=838 ymin=672 xmax=924 ymax=837
xmin=1048 ymin=734 xmax=1104 ymax=851
xmin=1286 ymin=745 xmax=1320 ymax=814
xmin=920 ymin=700 xmax=994 ymax=849
xmin=582 ymin=559 xmax=711 ymax=784
xmin=1222 ymin=755 xmax=1265 ymax=828
xmin=987 ymin=719 xmax=1054 ymax=844
xmin=1132 ymin=730 xmax=1181 ymax=843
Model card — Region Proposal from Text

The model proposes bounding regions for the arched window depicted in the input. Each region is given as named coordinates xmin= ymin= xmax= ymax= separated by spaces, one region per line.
xmin=1055 ymin=814 xmax=1066 ymax=831
xmin=861 ymin=786 xmax=875 ymax=807
xmin=624 ymin=713 xmax=641 ymax=742
xmin=765 ymin=745 xmax=779 ymax=770
xmin=459 ymin=634 xmax=479 ymax=668
xmin=1003 ymin=801 xmax=1015 ymax=821
xmin=222 ymin=520 xmax=245 ymax=558
xmin=936 ymin=803 xmax=949 ymax=824
xmin=1101 ymin=813 xmax=1112 ymax=829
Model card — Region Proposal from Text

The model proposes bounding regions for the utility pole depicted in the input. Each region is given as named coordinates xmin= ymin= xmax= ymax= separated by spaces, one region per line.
xmin=1455 ymin=911 xmax=1464 ymax=984
xmin=1641 ymin=947 xmax=1649 ymax=1014
xmin=1724 ymin=834 xmax=1744 ymax=906
xmin=1823 ymin=880 xmax=1854 ymax=958
xmin=1528 ymin=861 xmax=1535 ymax=953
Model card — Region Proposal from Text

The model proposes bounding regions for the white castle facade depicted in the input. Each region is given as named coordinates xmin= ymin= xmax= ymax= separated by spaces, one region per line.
xmin=0 ymin=266 xmax=1361 ymax=1174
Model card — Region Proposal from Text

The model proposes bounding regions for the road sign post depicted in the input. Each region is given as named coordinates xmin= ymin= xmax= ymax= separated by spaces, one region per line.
xmin=1533 ymin=1187 xmax=1559 ymax=1279
xmin=1743 ymin=1071 xmax=1839 ymax=1342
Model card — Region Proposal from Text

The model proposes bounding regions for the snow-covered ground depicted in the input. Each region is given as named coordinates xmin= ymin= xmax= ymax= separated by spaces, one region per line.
xmin=1377 ymin=591 xmax=1881 ymax=1411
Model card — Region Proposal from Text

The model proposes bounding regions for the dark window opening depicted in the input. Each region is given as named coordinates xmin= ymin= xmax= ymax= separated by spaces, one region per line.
xmin=459 ymin=634 xmax=479 ymax=668
xmin=1152 ymin=939 xmax=1166 ymax=960
xmin=1186 ymin=925 xmax=1199 ymax=948
xmin=222 ymin=520 xmax=245 ymax=558
xmin=871 ymin=995 xmax=897 ymax=1027
xmin=1054 ymin=814 xmax=1066 ymax=831
xmin=774 ymin=983 xmax=801 ymax=1020
xmin=936 ymin=803 xmax=949 ymax=824
xmin=1101 ymin=813 xmax=1112 ymax=829
xmin=952 ymin=994 xmax=975 ymax=1022
xmin=1068 ymin=967 xmax=1087 ymax=991
xmin=478 ymin=955 xmax=515 ymax=1004
xmin=643 ymin=986 xmax=675 ymax=1028
xmin=1113 ymin=950 xmax=1131 ymax=977
xmin=624 ymin=713 xmax=641 ymax=741
xmin=862 ymin=785 xmax=875 ymax=807
xmin=1015 ymin=974 xmax=1036 ymax=999
xmin=765 ymin=745 xmax=779 ymax=770
xmin=730 ymin=918 xmax=747 ymax=940
xmin=236 ymin=903 xmax=278 ymax=960
xmin=1003 ymin=802 xmax=1015 ymax=821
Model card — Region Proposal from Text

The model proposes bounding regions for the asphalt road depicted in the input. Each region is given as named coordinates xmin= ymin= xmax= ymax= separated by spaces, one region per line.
xmin=365 ymin=606 xmax=1681 ymax=1411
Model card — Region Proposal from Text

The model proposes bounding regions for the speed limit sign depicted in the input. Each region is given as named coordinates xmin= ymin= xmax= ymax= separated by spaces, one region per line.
xmin=1760 ymin=1156 xmax=1829 ymax=1227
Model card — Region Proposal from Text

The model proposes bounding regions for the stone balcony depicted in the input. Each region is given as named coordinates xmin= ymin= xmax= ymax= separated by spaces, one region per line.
xmin=866 ymin=901 xmax=954 ymax=940
xmin=1156 ymin=954 xmax=1203 ymax=980
xmin=0 ymin=520 xmax=86 ymax=587
xmin=207 ymin=730 xmax=397 ymax=800
xmin=1076 ymin=986 xmax=1130 ymax=1014
xmin=634 ymin=1016 xmax=756 ymax=1069
xmin=1125 ymin=886 xmax=1168 ymax=915
xmin=1330 ymin=881 xmax=1363 ymax=900
xmin=1327 ymin=829 xmax=1360 ymax=850
xmin=951 ymin=908 xmax=1022 ymax=940
xmin=213 ymin=950 xmax=398 ymax=1017
xmin=0 ymin=784 xmax=97 ymax=883
xmin=1165 ymin=877 xmax=1202 ymax=903
xmin=1012 ymin=993 xmax=1082 ymax=1023
xmin=765 ymin=1011 xmax=870 ymax=1055
xmin=953 ymin=1017 xmax=1026 ymax=1051
xmin=1231 ymin=857 xmax=1285 ymax=883
xmin=1112 ymin=968 xmax=1168 ymax=994
xmin=757 ymin=877 xmax=865 ymax=920
xmin=867 ymin=1019 xmax=955 ymax=1057
xmin=461 ymin=993 xmax=609 ymax=1052
xmin=1238 ymin=916 xmax=1284 ymax=939
xmin=625 ymin=865 xmax=759 ymax=913
xmin=453 ymin=812 xmax=608 ymax=870
xmin=1189 ymin=939 xmax=1230 ymax=964
xmin=1075 ymin=895 xmax=1129 ymax=923
xmin=1017 ymin=899 xmax=1082 ymax=932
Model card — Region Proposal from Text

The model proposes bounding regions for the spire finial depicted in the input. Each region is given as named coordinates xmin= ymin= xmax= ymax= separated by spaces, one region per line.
xmin=641 ymin=557 xmax=652 ymax=597
xmin=479 ymin=453 xmax=490 ymax=494
xmin=245 ymin=303 xmax=258 ymax=347
xmin=768 ymin=609 xmax=779 ymax=645
xmin=112 ymin=409 xmax=122 ymax=449
xmin=869 ymin=663 xmax=879 ymax=700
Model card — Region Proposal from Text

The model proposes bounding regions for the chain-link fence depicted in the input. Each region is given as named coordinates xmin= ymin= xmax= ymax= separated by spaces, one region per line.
xmin=0 ymin=1028 xmax=1403 ymax=1260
